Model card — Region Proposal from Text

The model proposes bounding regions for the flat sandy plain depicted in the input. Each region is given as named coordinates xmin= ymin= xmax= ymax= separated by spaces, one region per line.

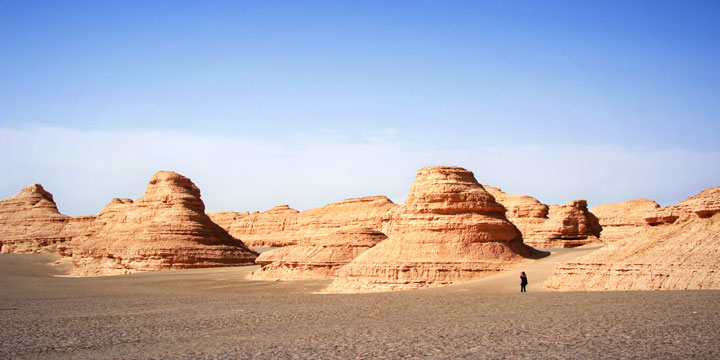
xmin=1 ymin=248 xmax=719 ymax=359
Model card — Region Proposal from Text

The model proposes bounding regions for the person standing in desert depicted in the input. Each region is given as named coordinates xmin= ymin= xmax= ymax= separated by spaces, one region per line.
xmin=520 ymin=272 xmax=528 ymax=292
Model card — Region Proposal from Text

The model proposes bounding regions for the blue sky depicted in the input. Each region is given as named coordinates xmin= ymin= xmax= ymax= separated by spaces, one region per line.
xmin=1 ymin=1 xmax=719 ymax=215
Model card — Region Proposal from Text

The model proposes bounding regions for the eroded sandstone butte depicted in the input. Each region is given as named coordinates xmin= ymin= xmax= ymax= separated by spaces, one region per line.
xmin=326 ymin=166 xmax=547 ymax=293
xmin=208 ymin=196 xmax=396 ymax=247
xmin=590 ymin=199 xmax=660 ymax=244
xmin=69 ymin=171 xmax=258 ymax=276
xmin=485 ymin=186 xmax=602 ymax=248
xmin=544 ymin=186 xmax=720 ymax=291
xmin=0 ymin=184 xmax=80 ymax=253
xmin=250 ymin=227 xmax=387 ymax=280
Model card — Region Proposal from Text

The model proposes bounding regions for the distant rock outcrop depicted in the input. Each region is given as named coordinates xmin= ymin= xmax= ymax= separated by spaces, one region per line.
xmin=0 ymin=184 xmax=73 ymax=253
xmin=326 ymin=166 xmax=547 ymax=293
xmin=591 ymin=199 xmax=660 ymax=244
xmin=544 ymin=186 xmax=720 ymax=291
xmin=251 ymin=227 xmax=387 ymax=280
xmin=485 ymin=186 xmax=602 ymax=248
xmin=208 ymin=196 xmax=396 ymax=247
xmin=645 ymin=187 xmax=720 ymax=225
xmin=69 ymin=171 xmax=258 ymax=276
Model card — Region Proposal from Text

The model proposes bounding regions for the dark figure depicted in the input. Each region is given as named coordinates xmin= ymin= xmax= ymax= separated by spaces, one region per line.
xmin=520 ymin=272 xmax=528 ymax=292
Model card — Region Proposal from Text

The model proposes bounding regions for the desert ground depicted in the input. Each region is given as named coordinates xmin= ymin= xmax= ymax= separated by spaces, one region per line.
xmin=1 ymin=249 xmax=718 ymax=359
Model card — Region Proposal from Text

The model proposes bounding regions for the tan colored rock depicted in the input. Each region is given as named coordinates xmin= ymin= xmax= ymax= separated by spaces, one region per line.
xmin=208 ymin=196 xmax=396 ymax=247
xmin=209 ymin=204 xmax=299 ymax=247
xmin=326 ymin=166 xmax=547 ymax=293
xmin=250 ymin=227 xmax=387 ymax=280
xmin=56 ymin=215 xmax=97 ymax=256
xmin=69 ymin=171 xmax=258 ymax=276
xmin=206 ymin=210 xmax=250 ymax=229
xmin=485 ymin=186 xmax=601 ymax=248
xmin=544 ymin=186 xmax=720 ymax=291
xmin=0 ymin=184 xmax=72 ymax=253
xmin=591 ymin=199 xmax=660 ymax=243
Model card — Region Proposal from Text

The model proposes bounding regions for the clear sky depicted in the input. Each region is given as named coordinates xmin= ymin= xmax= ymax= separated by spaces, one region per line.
xmin=1 ymin=1 xmax=719 ymax=216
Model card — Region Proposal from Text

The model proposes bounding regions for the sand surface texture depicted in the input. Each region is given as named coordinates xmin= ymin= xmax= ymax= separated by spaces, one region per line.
xmin=1 ymin=252 xmax=719 ymax=359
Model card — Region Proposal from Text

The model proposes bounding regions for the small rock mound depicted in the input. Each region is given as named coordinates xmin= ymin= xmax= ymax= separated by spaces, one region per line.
xmin=0 ymin=184 xmax=71 ymax=253
xmin=69 ymin=171 xmax=258 ymax=276
xmin=326 ymin=166 xmax=547 ymax=293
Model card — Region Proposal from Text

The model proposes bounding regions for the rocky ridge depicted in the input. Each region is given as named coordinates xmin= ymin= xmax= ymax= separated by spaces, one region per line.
xmin=591 ymin=199 xmax=660 ymax=244
xmin=251 ymin=227 xmax=387 ymax=280
xmin=209 ymin=196 xmax=396 ymax=247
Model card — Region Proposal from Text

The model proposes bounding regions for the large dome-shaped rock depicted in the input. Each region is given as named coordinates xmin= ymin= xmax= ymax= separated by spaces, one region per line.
xmin=208 ymin=196 xmax=396 ymax=247
xmin=544 ymin=186 xmax=720 ymax=291
xmin=0 ymin=184 xmax=72 ymax=253
xmin=69 ymin=171 xmax=258 ymax=276
xmin=250 ymin=227 xmax=387 ymax=280
xmin=485 ymin=186 xmax=602 ymax=248
xmin=591 ymin=199 xmax=660 ymax=244
xmin=327 ymin=166 xmax=547 ymax=293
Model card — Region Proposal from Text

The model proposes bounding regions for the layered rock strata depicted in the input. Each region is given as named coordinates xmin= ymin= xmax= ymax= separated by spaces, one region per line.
xmin=326 ymin=166 xmax=547 ymax=293
xmin=645 ymin=187 xmax=720 ymax=225
xmin=485 ymin=186 xmax=602 ymax=248
xmin=69 ymin=171 xmax=258 ymax=276
xmin=544 ymin=186 xmax=720 ymax=291
xmin=591 ymin=199 xmax=660 ymax=244
xmin=251 ymin=227 xmax=387 ymax=280
xmin=208 ymin=196 xmax=396 ymax=247
xmin=0 ymin=184 xmax=73 ymax=253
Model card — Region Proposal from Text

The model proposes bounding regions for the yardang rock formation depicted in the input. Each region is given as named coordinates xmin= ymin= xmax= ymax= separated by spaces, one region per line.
xmin=0 ymin=184 xmax=78 ymax=253
xmin=544 ymin=187 xmax=720 ymax=291
xmin=326 ymin=166 xmax=547 ymax=293
xmin=69 ymin=171 xmax=258 ymax=276
xmin=485 ymin=186 xmax=602 ymax=248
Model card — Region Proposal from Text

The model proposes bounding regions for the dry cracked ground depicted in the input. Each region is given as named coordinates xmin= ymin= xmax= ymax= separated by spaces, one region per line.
xmin=1 ymin=250 xmax=719 ymax=359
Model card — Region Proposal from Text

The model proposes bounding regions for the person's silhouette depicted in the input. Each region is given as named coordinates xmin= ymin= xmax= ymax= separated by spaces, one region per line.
xmin=520 ymin=271 xmax=528 ymax=292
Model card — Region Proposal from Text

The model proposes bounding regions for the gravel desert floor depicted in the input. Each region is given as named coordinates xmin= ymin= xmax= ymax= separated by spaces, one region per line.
xmin=1 ymin=249 xmax=719 ymax=359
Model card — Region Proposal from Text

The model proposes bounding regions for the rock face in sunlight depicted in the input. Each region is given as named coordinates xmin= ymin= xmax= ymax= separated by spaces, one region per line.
xmin=544 ymin=186 xmax=720 ymax=291
xmin=208 ymin=204 xmax=299 ymax=247
xmin=590 ymin=199 xmax=661 ymax=244
xmin=485 ymin=186 xmax=602 ymax=248
xmin=69 ymin=171 xmax=258 ymax=276
xmin=326 ymin=166 xmax=547 ymax=293
xmin=250 ymin=227 xmax=387 ymax=280
xmin=0 ymin=184 xmax=73 ymax=253
xmin=208 ymin=196 xmax=396 ymax=247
